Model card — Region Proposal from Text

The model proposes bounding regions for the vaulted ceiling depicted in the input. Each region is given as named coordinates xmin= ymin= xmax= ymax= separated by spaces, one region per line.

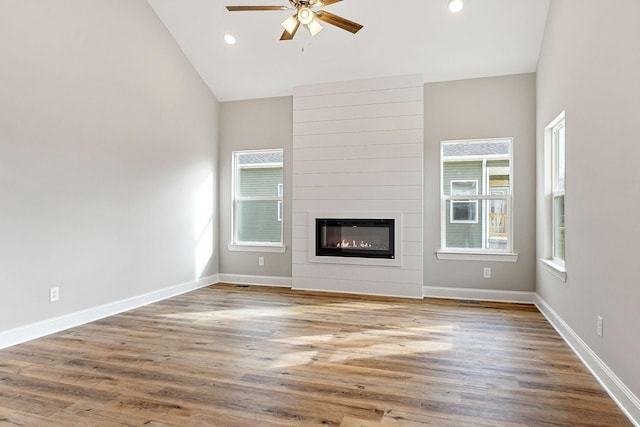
xmin=147 ymin=0 xmax=550 ymax=101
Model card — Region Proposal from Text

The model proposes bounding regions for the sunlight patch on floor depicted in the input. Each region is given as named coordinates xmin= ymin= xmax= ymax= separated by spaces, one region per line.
xmin=270 ymin=324 xmax=454 ymax=346
xmin=326 ymin=340 xmax=453 ymax=363
xmin=269 ymin=350 xmax=319 ymax=368
xmin=159 ymin=301 xmax=398 ymax=322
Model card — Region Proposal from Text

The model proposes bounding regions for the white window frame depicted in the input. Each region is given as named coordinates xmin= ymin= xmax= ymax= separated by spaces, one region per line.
xmin=540 ymin=112 xmax=566 ymax=279
xmin=552 ymin=120 xmax=565 ymax=264
xmin=229 ymin=149 xmax=285 ymax=253
xmin=438 ymin=138 xmax=517 ymax=262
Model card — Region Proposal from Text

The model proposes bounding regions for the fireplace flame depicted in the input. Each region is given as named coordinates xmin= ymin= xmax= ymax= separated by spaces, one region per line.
xmin=336 ymin=239 xmax=372 ymax=248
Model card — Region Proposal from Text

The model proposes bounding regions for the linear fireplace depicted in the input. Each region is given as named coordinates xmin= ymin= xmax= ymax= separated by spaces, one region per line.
xmin=316 ymin=218 xmax=395 ymax=259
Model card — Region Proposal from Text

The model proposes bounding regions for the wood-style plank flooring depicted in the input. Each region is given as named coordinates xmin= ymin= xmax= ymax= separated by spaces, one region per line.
xmin=0 ymin=284 xmax=632 ymax=426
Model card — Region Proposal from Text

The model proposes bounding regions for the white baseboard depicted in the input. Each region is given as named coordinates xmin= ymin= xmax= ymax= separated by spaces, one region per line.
xmin=217 ymin=273 xmax=292 ymax=288
xmin=536 ymin=295 xmax=640 ymax=427
xmin=423 ymin=286 xmax=535 ymax=304
xmin=0 ymin=274 xmax=219 ymax=350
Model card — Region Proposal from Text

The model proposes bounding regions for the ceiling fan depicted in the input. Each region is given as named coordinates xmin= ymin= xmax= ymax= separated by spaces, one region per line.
xmin=226 ymin=0 xmax=363 ymax=41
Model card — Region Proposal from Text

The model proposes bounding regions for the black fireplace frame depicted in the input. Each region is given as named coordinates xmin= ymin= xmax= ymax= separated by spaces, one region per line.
xmin=315 ymin=218 xmax=395 ymax=259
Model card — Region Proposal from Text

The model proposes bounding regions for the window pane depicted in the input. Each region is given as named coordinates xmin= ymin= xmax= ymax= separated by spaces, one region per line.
xmin=556 ymin=125 xmax=565 ymax=192
xmin=553 ymin=195 xmax=565 ymax=260
xmin=232 ymin=149 xmax=284 ymax=246
xmin=237 ymin=200 xmax=282 ymax=243
xmin=238 ymin=167 xmax=283 ymax=197
xmin=443 ymin=162 xmax=482 ymax=195
xmin=487 ymin=160 xmax=511 ymax=195
xmin=441 ymin=139 xmax=512 ymax=252
xmin=487 ymin=199 xmax=510 ymax=250
xmin=451 ymin=200 xmax=478 ymax=223
xmin=445 ymin=199 xmax=483 ymax=249
xmin=451 ymin=181 xmax=477 ymax=196
xmin=236 ymin=151 xmax=283 ymax=166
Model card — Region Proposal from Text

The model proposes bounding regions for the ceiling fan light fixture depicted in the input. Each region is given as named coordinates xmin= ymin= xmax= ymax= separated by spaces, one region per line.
xmin=297 ymin=7 xmax=313 ymax=25
xmin=281 ymin=15 xmax=298 ymax=35
xmin=448 ymin=0 xmax=463 ymax=13
xmin=307 ymin=18 xmax=323 ymax=36
xmin=225 ymin=1 xmax=363 ymax=41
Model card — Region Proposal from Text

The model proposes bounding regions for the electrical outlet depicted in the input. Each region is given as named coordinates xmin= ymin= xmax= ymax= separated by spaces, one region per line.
xmin=258 ymin=256 xmax=265 ymax=267
xmin=483 ymin=267 xmax=491 ymax=279
xmin=49 ymin=287 xmax=60 ymax=302
xmin=597 ymin=315 xmax=603 ymax=337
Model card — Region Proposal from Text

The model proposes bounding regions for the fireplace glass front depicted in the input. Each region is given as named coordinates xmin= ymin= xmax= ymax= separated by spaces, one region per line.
xmin=315 ymin=218 xmax=394 ymax=259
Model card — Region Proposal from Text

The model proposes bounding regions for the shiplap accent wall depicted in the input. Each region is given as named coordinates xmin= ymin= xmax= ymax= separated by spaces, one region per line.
xmin=291 ymin=74 xmax=424 ymax=298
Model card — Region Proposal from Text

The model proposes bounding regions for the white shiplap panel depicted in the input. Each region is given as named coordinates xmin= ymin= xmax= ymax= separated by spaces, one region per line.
xmin=293 ymin=212 xmax=308 ymax=226
xmin=294 ymin=171 xmax=423 ymax=188
xmin=291 ymin=237 xmax=309 ymax=252
xmin=364 ymin=157 xmax=423 ymax=173
xmin=293 ymin=115 xmax=423 ymax=136
xmin=293 ymin=128 xmax=423 ymax=149
xmin=293 ymin=88 xmax=422 ymax=111
xmin=293 ymin=185 xmax=423 ymax=202
xmin=294 ymin=142 xmax=423 ymax=162
xmin=294 ymin=156 xmax=422 ymax=174
xmin=293 ymin=145 xmax=367 ymax=161
xmin=292 ymin=74 xmax=423 ymax=298
xmin=292 ymin=276 xmax=423 ymax=299
xmin=292 ymin=225 xmax=307 ymax=240
xmin=293 ymin=254 xmax=424 ymax=271
xmin=403 ymin=241 xmax=424 ymax=257
xmin=293 ymin=158 xmax=365 ymax=175
xmin=291 ymin=250 xmax=308 ymax=265
xmin=293 ymin=199 xmax=423 ymax=215
xmin=366 ymin=143 xmax=423 ymax=160
xmin=294 ymin=101 xmax=423 ymax=124
xmin=402 ymin=213 xmax=424 ymax=228
xmin=294 ymin=263 xmax=423 ymax=285
xmin=402 ymin=227 xmax=424 ymax=243
xmin=400 ymin=255 xmax=423 ymax=270
xmin=293 ymin=74 xmax=423 ymax=99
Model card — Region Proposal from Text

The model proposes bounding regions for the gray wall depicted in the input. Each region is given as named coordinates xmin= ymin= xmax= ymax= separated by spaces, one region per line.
xmin=219 ymin=97 xmax=293 ymax=277
xmin=424 ymin=74 xmax=537 ymax=292
xmin=0 ymin=0 xmax=219 ymax=331
xmin=536 ymin=0 xmax=640 ymax=400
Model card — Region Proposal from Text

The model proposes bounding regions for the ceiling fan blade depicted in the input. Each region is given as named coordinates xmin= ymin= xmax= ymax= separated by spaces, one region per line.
xmin=226 ymin=6 xmax=289 ymax=11
xmin=281 ymin=14 xmax=300 ymax=40
xmin=316 ymin=0 xmax=342 ymax=6
xmin=280 ymin=21 xmax=300 ymax=40
xmin=314 ymin=10 xmax=363 ymax=34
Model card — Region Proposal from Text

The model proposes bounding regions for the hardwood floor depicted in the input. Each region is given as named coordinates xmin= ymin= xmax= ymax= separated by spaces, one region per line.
xmin=0 ymin=284 xmax=632 ymax=426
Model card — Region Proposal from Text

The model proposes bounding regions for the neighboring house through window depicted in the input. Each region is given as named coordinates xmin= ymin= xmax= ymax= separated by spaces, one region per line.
xmin=440 ymin=138 xmax=514 ymax=257
xmin=231 ymin=149 xmax=284 ymax=250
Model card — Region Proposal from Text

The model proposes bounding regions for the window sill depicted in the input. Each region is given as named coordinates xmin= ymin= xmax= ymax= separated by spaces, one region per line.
xmin=540 ymin=258 xmax=567 ymax=282
xmin=436 ymin=250 xmax=518 ymax=262
xmin=228 ymin=244 xmax=286 ymax=253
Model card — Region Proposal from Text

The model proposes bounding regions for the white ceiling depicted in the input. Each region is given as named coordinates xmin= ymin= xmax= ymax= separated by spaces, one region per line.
xmin=147 ymin=0 xmax=550 ymax=102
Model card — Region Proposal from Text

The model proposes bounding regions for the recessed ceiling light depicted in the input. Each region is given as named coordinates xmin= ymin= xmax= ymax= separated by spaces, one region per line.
xmin=224 ymin=34 xmax=236 ymax=45
xmin=448 ymin=0 xmax=463 ymax=13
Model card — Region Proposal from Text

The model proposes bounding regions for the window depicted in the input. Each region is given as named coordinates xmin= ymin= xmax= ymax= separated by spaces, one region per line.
xmin=551 ymin=114 xmax=566 ymax=264
xmin=440 ymin=139 xmax=513 ymax=256
xmin=450 ymin=180 xmax=478 ymax=223
xmin=231 ymin=149 xmax=284 ymax=249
